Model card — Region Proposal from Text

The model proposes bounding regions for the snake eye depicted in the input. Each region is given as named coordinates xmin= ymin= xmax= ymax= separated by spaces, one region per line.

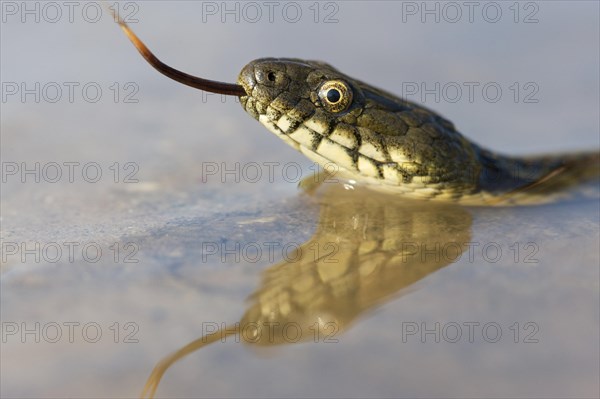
xmin=318 ymin=80 xmax=352 ymax=113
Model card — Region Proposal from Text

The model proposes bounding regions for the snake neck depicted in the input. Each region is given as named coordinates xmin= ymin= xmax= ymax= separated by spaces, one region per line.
xmin=475 ymin=147 xmax=600 ymax=200
xmin=476 ymin=148 xmax=552 ymax=193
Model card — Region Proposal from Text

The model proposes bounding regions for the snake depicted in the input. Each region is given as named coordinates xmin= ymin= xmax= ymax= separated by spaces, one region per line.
xmin=114 ymin=18 xmax=599 ymax=206
xmin=111 ymin=19 xmax=598 ymax=397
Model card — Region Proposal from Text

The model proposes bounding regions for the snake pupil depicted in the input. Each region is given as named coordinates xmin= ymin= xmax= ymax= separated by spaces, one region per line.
xmin=326 ymin=88 xmax=341 ymax=103
xmin=267 ymin=72 xmax=276 ymax=82
xmin=318 ymin=80 xmax=352 ymax=113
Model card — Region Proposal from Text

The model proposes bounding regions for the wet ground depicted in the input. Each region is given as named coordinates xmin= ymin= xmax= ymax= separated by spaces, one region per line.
xmin=2 ymin=2 xmax=599 ymax=398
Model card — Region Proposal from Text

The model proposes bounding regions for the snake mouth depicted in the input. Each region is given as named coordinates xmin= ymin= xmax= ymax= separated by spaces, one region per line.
xmin=237 ymin=60 xmax=287 ymax=120
xmin=237 ymin=66 xmax=259 ymax=119
xmin=237 ymin=60 xmax=288 ymax=99
xmin=237 ymin=63 xmax=257 ymax=96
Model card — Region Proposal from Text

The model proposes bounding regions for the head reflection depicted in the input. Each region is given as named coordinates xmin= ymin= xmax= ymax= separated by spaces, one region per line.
xmin=142 ymin=184 xmax=473 ymax=397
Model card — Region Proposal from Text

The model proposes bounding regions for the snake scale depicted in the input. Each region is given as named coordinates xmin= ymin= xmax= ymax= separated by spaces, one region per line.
xmin=115 ymin=18 xmax=599 ymax=206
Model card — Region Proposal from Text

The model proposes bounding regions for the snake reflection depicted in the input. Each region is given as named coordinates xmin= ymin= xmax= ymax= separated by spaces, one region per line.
xmin=141 ymin=185 xmax=473 ymax=397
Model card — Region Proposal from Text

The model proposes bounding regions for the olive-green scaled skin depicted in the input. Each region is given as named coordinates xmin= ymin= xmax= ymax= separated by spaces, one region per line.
xmin=237 ymin=58 xmax=598 ymax=205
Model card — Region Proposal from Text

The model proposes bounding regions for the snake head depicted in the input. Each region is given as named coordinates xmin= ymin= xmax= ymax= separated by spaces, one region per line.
xmin=113 ymin=12 xmax=483 ymax=201
xmin=237 ymin=58 xmax=481 ymax=198
xmin=238 ymin=58 xmax=366 ymax=122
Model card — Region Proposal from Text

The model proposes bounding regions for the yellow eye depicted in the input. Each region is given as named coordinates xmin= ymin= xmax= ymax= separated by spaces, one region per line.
xmin=318 ymin=80 xmax=353 ymax=113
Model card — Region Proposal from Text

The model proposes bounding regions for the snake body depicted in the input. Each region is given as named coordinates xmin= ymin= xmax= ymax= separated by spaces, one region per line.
xmin=237 ymin=58 xmax=599 ymax=205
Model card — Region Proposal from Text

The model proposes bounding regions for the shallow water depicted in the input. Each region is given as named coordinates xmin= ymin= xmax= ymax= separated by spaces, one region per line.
xmin=2 ymin=1 xmax=599 ymax=398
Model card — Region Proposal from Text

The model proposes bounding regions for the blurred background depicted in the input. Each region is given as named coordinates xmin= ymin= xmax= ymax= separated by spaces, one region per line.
xmin=1 ymin=1 xmax=599 ymax=398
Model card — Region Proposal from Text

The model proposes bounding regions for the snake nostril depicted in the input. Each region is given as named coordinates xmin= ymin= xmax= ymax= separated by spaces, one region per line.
xmin=267 ymin=71 xmax=276 ymax=82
